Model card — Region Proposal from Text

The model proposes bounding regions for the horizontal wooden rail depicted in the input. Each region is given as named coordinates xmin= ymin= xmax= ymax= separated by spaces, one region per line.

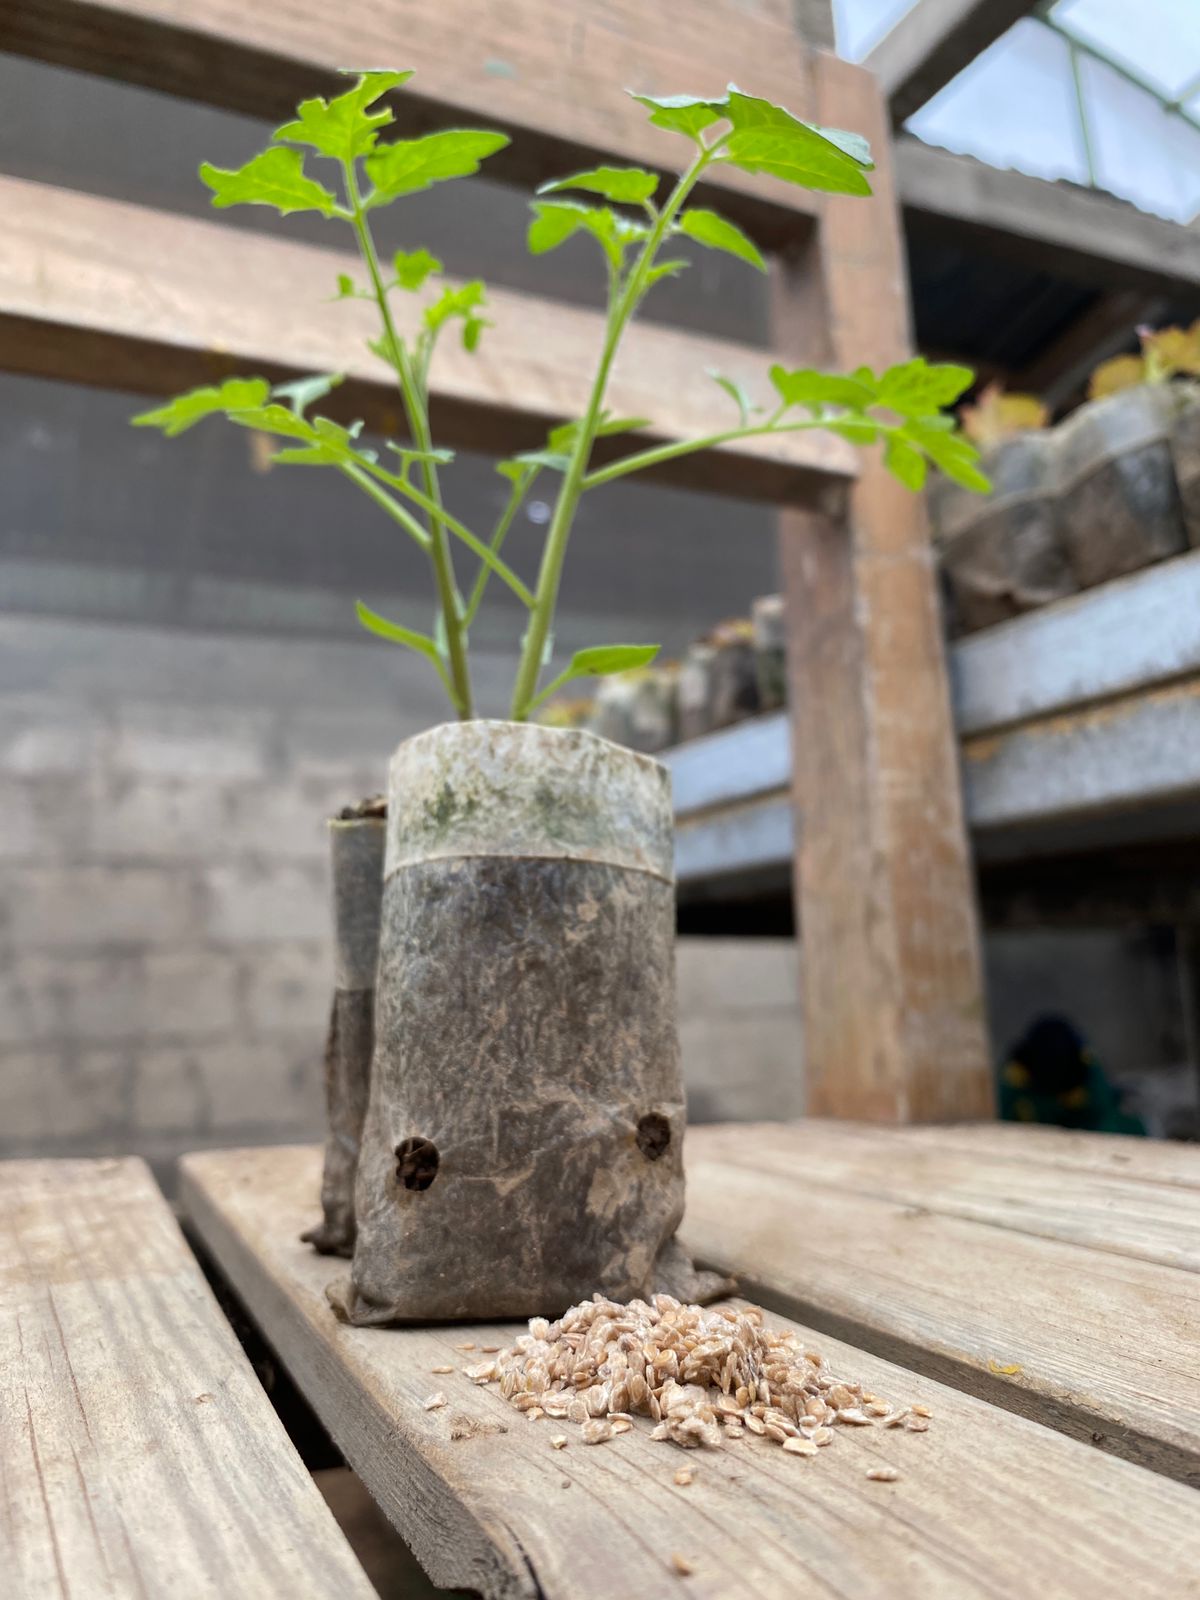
xmin=0 ymin=175 xmax=856 ymax=502
xmin=0 ymin=0 xmax=830 ymax=246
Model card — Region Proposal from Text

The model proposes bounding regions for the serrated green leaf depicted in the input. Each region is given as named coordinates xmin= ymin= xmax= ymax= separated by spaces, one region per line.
xmin=677 ymin=208 xmax=765 ymax=271
xmin=355 ymin=600 xmax=459 ymax=704
xmin=538 ymin=165 xmax=658 ymax=204
xmin=723 ymin=125 xmax=873 ymax=195
xmin=515 ymin=448 xmax=573 ymax=472
xmin=200 ymin=148 xmax=340 ymax=216
xmin=527 ymin=199 xmax=647 ymax=267
xmin=884 ymin=435 xmax=927 ymax=491
xmin=545 ymin=413 xmax=648 ymax=456
xmin=823 ymin=417 xmax=880 ymax=445
xmin=131 ymin=378 xmax=271 ymax=436
xmin=496 ymin=458 xmax=537 ymax=485
xmin=335 ymin=273 xmax=358 ymax=299
xmin=224 ymin=404 xmax=319 ymax=441
xmin=273 ymin=70 xmax=411 ymax=160
xmin=393 ymin=247 xmax=442 ymax=290
xmin=708 ymin=369 xmax=756 ymax=426
xmin=364 ymin=129 xmax=509 ymax=202
xmin=769 ymin=365 xmax=875 ymax=412
xmin=272 ymin=373 xmax=344 ymax=416
xmin=876 ymin=358 xmax=975 ymax=417
xmin=423 ymin=280 xmax=490 ymax=351
xmin=628 ymin=91 xmax=725 ymax=139
xmin=813 ymin=125 xmax=873 ymax=167
xmin=905 ymin=420 xmax=991 ymax=491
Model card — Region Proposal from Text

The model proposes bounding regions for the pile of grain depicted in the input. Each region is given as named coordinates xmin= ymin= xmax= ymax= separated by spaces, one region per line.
xmin=456 ymin=1294 xmax=930 ymax=1455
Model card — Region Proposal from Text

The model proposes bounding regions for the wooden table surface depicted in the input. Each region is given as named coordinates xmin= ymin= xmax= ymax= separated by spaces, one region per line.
xmin=177 ymin=1126 xmax=1200 ymax=1600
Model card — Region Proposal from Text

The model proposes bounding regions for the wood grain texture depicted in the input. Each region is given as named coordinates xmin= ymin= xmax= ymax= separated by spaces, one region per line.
xmin=774 ymin=54 xmax=991 ymax=1121
xmin=890 ymin=1121 xmax=1200 ymax=1190
xmin=0 ymin=1156 xmax=375 ymax=1600
xmin=178 ymin=1144 xmax=1200 ymax=1600
xmin=0 ymin=174 xmax=855 ymax=504
xmin=688 ymin=1120 xmax=1200 ymax=1271
xmin=0 ymin=0 xmax=828 ymax=244
xmin=681 ymin=1128 xmax=1200 ymax=1487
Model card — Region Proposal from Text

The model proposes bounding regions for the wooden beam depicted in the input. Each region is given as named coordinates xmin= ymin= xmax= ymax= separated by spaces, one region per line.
xmin=898 ymin=139 xmax=1200 ymax=294
xmin=772 ymin=58 xmax=992 ymax=1122
xmin=0 ymin=174 xmax=855 ymax=503
xmin=1017 ymin=291 xmax=1169 ymax=410
xmin=0 ymin=0 xmax=829 ymax=246
xmin=866 ymin=0 xmax=1039 ymax=124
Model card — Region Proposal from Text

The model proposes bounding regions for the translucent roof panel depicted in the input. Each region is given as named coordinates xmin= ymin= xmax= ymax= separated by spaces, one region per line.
xmin=831 ymin=0 xmax=919 ymax=63
xmin=1051 ymin=0 xmax=1200 ymax=102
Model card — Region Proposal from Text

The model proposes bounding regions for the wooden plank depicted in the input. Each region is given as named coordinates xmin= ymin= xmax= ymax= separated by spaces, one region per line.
xmin=0 ymin=174 xmax=855 ymax=505
xmin=951 ymin=547 xmax=1200 ymax=737
xmin=891 ymin=1121 xmax=1200 ymax=1190
xmin=0 ymin=1156 xmax=375 ymax=1600
xmin=898 ymin=139 xmax=1200 ymax=294
xmin=681 ymin=1136 xmax=1200 ymax=1486
xmin=865 ymin=0 xmax=1039 ymax=124
xmin=1016 ymin=290 xmax=1169 ymax=411
xmin=688 ymin=1120 xmax=1200 ymax=1272
xmin=773 ymin=55 xmax=991 ymax=1122
xmin=179 ymin=1144 xmax=1200 ymax=1600
xmin=0 ymin=0 xmax=828 ymax=244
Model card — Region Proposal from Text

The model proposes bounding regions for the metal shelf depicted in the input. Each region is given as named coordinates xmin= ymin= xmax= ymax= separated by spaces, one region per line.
xmin=665 ymin=547 xmax=1200 ymax=896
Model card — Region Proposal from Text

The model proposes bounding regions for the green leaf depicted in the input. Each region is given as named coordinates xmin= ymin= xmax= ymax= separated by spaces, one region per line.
xmin=527 ymin=200 xmax=647 ymax=268
xmin=677 ymin=208 xmax=765 ymax=271
xmin=884 ymin=435 xmax=927 ymax=491
xmin=200 ymin=148 xmax=340 ymax=216
xmin=355 ymin=600 xmax=459 ymax=705
xmin=645 ymin=259 xmax=689 ymax=289
xmin=130 ymin=378 xmax=270 ymax=436
xmin=769 ymin=365 xmax=875 ymax=412
xmin=531 ymin=643 xmax=661 ymax=711
xmin=723 ymin=125 xmax=873 ymax=195
xmin=515 ymin=448 xmax=573 ymax=472
xmin=876 ymin=357 xmax=975 ymax=417
xmin=272 ymin=373 xmax=344 ymax=416
xmin=393 ymin=247 xmax=442 ymax=290
xmin=823 ymin=417 xmax=880 ymax=445
xmin=364 ymin=129 xmax=509 ymax=202
xmin=538 ymin=165 xmax=658 ymax=204
xmin=905 ymin=420 xmax=991 ymax=491
xmin=273 ymin=70 xmax=412 ymax=160
xmin=223 ymin=403 xmax=319 ymax=441
xmin=335 ymin=273 xmax=359 ymax=299
xmin=629 ymin=91 xmax=725 ymax=140
xmin=386 ymin=442 xmax=456 ymax=475
xmin=545 ymin=412 xmax=649 ymax=457
xmin=708 ymin=369 xmax=756 ymax=426
xmin=423 ymin=279 xmax=489 ymax=351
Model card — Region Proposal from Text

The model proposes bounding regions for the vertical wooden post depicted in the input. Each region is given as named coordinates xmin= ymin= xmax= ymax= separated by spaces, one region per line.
xmin=774 ymin=51 xmax=993 ymax=1122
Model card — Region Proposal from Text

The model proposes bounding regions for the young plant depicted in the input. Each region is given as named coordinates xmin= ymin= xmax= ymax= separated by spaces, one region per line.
xmin=133 ymin=72 xmax=989 ymax=723
xmin=1089 ymin=320 xmax=1200 ymax=401
xmin=961 ymin=383 xmax=1048 ymax=451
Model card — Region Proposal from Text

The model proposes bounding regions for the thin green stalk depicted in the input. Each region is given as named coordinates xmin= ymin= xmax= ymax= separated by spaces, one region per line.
xmin=364 ymin=462 xmax=535 ymax=608
xmin=338 ymin=462 xmax=432 ymax=549
xmin=580 ymin=417 xmax=842 ymax=490
xmin=508 ymin=141 xmax=719 ymax=720
xmin=464 ymin=467 xmax=541 ymax=628
xmin=342 ymin=159 xmax=474 ymax=718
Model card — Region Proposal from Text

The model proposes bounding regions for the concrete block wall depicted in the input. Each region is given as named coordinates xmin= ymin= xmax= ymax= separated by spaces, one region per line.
xmin=0 ymin=612 xmax=478 ymax=1175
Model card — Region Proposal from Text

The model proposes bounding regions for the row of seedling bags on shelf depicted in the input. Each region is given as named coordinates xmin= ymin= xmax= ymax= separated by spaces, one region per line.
xmin=540 ymin=593 xmax=787 ymax=753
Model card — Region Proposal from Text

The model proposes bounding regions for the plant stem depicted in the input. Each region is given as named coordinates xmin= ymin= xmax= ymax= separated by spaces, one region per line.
xmin=364 ymin=463 xmax=535 ymax=608
xmin=464 ymin=467 xmax=540 ymax=628
xmin=343 ymin=160 xmax=474 ymax=718
xmin=580 ymin=417 xmax=845 ymax=489
xmin=338 ymin=462 xmax=431 ymax=550
xmin=508 ymin=144 xmax=717 ymax=720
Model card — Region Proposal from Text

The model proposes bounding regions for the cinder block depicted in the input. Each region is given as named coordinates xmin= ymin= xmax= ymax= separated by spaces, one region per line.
xmin=199 ymin=1036 xmax=325 ymax=1129
xmin=130 ymin=1046 xmax=210 ymax=1135
xmin=85 ymin=774 xmax=228 ymax=862
xmin=7 ymin=864 xmax=198 ymax=949
xmin=0 ymin=696 xmax=105 ymax=776
xmin=1 ymin=1046 xmax=133 ymax=1145
xmin=240 ymin=941 xmax=330 ymax=1036
xmin=9 ymin=948 xmax=239 ymax=1044
xmin=201 ymin=861 xmax=328 ymax=943
xmin=675 ymin=937 xmax=800 ymax=1015
xmin=110 ymin=702 xmax=273 ymax=782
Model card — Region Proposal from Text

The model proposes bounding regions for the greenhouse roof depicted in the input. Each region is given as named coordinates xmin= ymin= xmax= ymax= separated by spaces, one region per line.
xmin=836 ymin=0 xmax=1200 ymax=223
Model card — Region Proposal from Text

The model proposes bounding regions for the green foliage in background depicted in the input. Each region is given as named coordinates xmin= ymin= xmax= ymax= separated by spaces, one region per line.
xmin=134 ymin=73 xmax=988 ymax=722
